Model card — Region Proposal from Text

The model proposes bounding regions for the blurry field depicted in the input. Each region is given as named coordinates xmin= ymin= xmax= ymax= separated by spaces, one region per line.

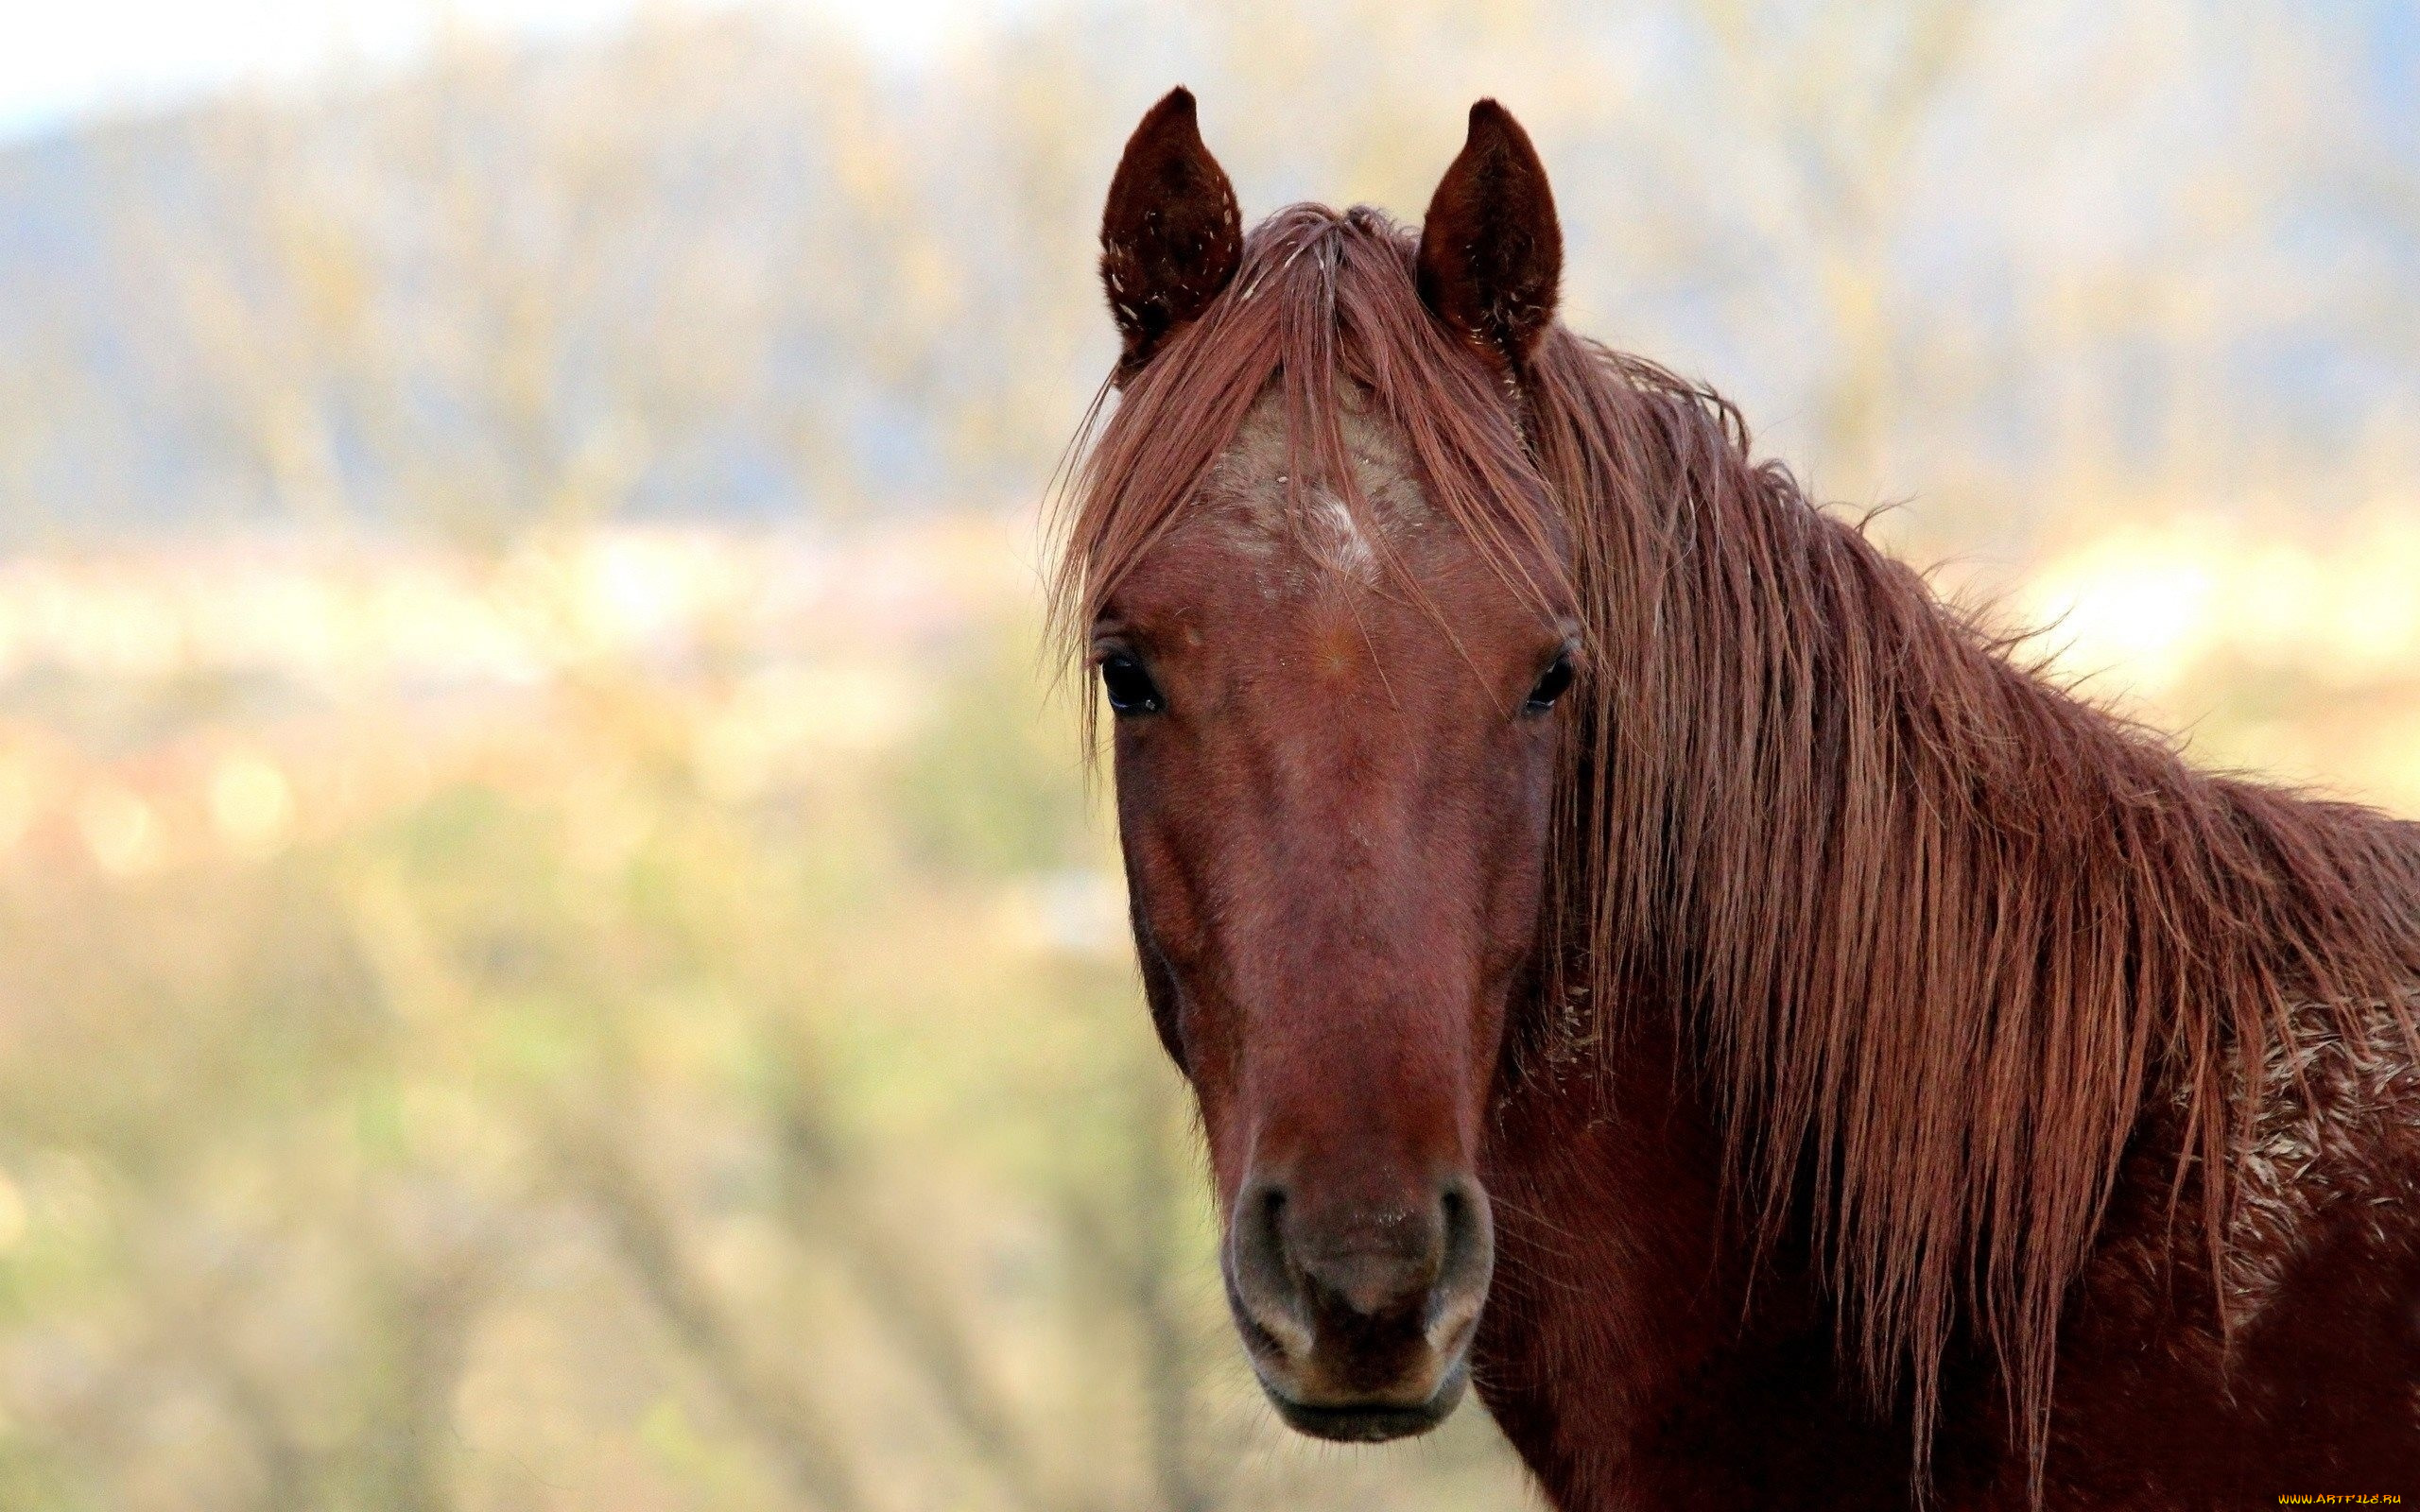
xmin=2013 ymin=507 xmax=2420 ymax=813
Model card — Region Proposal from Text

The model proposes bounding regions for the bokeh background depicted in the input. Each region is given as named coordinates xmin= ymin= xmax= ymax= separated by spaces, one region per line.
xmin=1 ymin=3 xmax=2416 ymax=1508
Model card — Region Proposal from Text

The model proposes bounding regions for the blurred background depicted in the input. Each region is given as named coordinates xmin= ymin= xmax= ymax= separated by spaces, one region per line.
xmin=0 ymin=2 xmax=2415 ymax=1507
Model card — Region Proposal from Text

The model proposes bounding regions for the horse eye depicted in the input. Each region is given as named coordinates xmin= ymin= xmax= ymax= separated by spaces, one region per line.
xmin=1524 ymin=652 xmax=1574 ymax=714
xmin=1099 ymin=654 xmax=1165 ymax=716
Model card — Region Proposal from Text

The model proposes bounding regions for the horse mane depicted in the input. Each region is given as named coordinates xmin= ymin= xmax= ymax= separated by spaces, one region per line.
xmin=1052 ymin=204 xmax=2420 ymax=1482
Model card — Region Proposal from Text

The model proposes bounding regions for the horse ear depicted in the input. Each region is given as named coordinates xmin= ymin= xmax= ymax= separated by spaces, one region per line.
xmin=1100 ymin=87 xmax=1243 ymax=379
xmin=1417 ymin=100 xmax=1563 ymax=375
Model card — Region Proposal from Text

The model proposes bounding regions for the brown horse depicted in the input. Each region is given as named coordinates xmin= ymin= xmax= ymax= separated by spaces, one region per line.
xmin=1054 ymin=88 xmax=2420 ymax=1508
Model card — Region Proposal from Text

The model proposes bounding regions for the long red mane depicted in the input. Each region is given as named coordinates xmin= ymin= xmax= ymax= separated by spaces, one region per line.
xmin=1050 ymin=202 xmax=2420 ymax=1479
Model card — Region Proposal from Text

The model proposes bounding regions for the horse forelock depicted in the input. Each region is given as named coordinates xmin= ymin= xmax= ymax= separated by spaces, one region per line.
xmin=1049 ymin=205 xmax=1563 ymax=716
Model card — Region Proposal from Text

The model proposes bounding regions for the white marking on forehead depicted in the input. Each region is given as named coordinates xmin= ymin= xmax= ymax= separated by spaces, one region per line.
xmin=1196 ymin=387 xmax=1434 ymax=589
xmin=1312 ymin=491 xmax=1376 ymax=578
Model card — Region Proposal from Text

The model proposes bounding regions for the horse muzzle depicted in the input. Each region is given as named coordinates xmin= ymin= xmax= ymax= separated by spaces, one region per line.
xmin=1222 ymin=1168 xmax=1495 ymax=1441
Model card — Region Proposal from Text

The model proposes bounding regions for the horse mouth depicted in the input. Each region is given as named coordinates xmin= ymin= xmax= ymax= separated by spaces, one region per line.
xmin=1264 ymin=1360 xmax=1469 ymax=1443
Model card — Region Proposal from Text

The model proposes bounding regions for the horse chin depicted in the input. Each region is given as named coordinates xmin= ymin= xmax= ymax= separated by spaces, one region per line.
xmin=1262 ymin=1358 xmax=1470 ymax=1443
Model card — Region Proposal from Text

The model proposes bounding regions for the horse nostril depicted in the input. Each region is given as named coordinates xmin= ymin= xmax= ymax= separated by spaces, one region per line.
xmin=1435 ymin=1179 xmax=1488 ymax=1283
xmin=1427 ymin=1176 xmax=1495 ymax=1349
xmin=1229 ymin=1179 xmax=1313 ymax=1358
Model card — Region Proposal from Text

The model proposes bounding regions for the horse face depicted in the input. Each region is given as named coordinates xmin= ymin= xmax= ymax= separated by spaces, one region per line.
xmin=1093 ymin=390 xmax=1572 ymax=1439
xmin=1087 ymin=91 xmax=1570 ymax=1443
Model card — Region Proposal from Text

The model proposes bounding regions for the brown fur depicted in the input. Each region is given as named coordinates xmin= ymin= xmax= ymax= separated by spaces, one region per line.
xmin=1055 ymin=128 xmax=2420 ymax=1505
xmin=1099 ymin=88 xmax=1244 ymax=378
xmin=1418 ymin=100 xmax=1563 ymax=373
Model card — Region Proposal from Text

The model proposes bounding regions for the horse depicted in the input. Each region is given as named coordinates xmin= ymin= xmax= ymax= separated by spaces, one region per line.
xmin=1052 ymin=88 xmax=2420 ymax=1508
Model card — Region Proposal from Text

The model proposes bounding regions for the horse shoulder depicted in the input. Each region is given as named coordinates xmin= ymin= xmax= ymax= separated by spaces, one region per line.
xmin=2046 ymin=992 xmax=2420 ymax=1501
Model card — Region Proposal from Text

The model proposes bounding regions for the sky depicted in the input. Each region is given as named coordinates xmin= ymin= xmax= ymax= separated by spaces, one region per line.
xmin=0 ymin=0 xmax=1016 ymax=142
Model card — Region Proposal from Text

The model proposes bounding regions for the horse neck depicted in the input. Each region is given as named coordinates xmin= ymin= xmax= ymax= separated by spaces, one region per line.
xmin=1593 ymin=454 xmax=2420 ymax=1058
xmin=1520 ymin=411 xmax=2420 ymax=1469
